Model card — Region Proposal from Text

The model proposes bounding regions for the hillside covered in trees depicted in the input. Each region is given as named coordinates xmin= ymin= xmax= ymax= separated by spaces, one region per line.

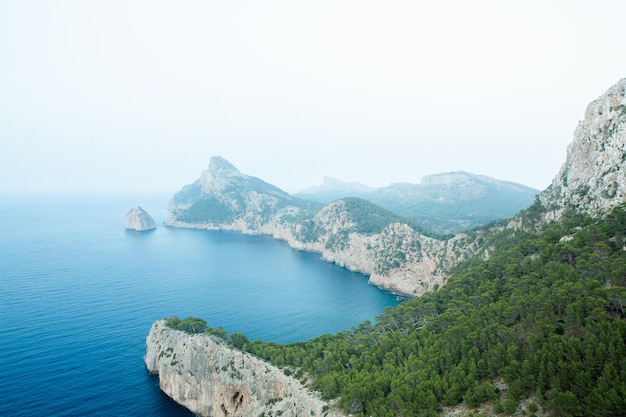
xmin=160 ymin=79 xmax=626 ymax=416
xmin=175 ymin=203 xmax=626 ymax=416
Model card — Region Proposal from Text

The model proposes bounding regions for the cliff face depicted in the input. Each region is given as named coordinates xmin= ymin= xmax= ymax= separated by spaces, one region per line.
xmin=166 ymin=159 xmax=485 ymax=296
xmin=166 ymin=79 xmax=626 ymax=296
xmin=144 ymin=320 xmax=344 ymax=417
xmin=124 ymin=206 xmax=157 ymax=231
xmin=540 ymin=78 xmax=626 ymax=221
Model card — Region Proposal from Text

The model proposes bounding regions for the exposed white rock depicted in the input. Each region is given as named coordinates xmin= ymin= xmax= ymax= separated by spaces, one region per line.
xmin=124 ymin=206 xmax=157 ymax=231
xmin=540 ymin=78 xmax=626 ymax=222
xmin=145 ymin=320 xmax=344 ymax=417
xmin=166 ymin=78 xmax=626 ymax=296
xmin=165 ymin=213 xmax=483 ymax=296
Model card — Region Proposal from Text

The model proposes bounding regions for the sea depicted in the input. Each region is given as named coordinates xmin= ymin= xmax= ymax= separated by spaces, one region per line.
xmin=0 ymin=193 xmax=400 ymax=416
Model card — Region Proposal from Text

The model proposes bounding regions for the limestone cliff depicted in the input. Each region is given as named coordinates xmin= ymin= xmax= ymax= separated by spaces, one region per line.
xmin=145 ymin=320 xmax=344 ymax=417
xmin=124 ymin=206 xmax=157 ymax=231
xmin=166 ymin=79 xmax=626 ymax=296
xmin=166 ymin=159 xmax=483 ymax=296
xmin=540 ymin=78 xmax=626 ymax=221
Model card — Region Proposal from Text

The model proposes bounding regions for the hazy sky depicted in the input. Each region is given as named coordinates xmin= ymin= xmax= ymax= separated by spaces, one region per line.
xmin=1 ymin=1 xmax=625 ymax=195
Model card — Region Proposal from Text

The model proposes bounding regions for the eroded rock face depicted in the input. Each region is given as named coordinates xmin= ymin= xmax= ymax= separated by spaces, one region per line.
xmin=540 ymin=78 xmax=626 ymax=221
xmin=144 ymin=320 xmax=344 ymax=417
xmin=125 ymin=206 xmax=157 ymax=231
xmin=163 ymin=79 xmax=626 ymax=296
xmin=165 ymin=214 xmax=481 ymax=296
xmin=165 ymin=165 xmax=485 ymax=296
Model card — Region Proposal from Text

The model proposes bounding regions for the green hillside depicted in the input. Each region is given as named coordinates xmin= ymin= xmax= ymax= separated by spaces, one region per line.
xmin=191 ymin=204 xmax=626 ymax=416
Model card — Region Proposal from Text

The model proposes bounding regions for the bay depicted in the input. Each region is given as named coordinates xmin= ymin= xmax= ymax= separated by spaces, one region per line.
xmin=0 ymin=193 xmax=400 ymax=416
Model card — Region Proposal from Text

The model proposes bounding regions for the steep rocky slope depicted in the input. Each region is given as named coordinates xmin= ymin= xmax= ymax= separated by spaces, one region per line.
xmin=540 ymin=78 xmax=626 ymax=221
xmin=145 ymin=320 xmax=344 ymax=417
xmin=150 ymin=78 xmax=626 ymax=417
xmin=166 ymin=160 xmax=483 ymax=296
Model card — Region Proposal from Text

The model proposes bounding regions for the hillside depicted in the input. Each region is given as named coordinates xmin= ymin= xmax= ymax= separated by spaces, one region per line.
xmin=166 ymin=158 xmax=483 ymax=296
xmin=244 ymin=206 xmax=626 ymax=416
xmin=295 ymin=172 xmax=539 ymax=235
xmin=152 ymin=78 xmax=626 ymax=416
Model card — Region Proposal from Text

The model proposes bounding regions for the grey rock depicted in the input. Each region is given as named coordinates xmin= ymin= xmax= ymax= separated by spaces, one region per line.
xmin=124 ymin=206 xmax=157 ymax=231
xmin=540 ymin=78 xmax=626 ymax=222
xmin=164 ymin=79 xmax=626 ymax=296
xmin=145 ymin=320 xmax=344 ymax=417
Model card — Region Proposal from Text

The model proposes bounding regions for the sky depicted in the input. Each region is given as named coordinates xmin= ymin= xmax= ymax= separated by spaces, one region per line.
xmin=1 ymin=1 xmax=625 ymax=196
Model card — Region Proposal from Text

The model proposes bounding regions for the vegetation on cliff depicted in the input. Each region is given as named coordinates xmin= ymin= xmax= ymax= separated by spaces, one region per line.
xmin=167 ymin=205 xmax=626 ymax=416
xmin=259 ymin=207 xmax=626 ymax=416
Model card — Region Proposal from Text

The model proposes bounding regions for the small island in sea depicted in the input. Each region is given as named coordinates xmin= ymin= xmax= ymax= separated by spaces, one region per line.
xmin=124 ymin=206 xmax=157 ymax=231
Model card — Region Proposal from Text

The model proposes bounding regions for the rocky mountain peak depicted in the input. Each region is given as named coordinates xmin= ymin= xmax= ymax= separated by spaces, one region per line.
xmin=540 ymin=78 xmax=626 ymax=221
xmin=199 ymin=156 xmax=248 ymax=195
xmin=208 ymin=156 xmax=239 ymax=175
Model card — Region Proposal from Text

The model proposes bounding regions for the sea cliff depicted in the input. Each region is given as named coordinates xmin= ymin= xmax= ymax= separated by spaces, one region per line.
xmin=145 ymin=320 xmax=344 ymax=417
xmin=540 ymin=78 xmax=626 ymax=222
xmin=165 ymin=172 xmax=487 ymax=297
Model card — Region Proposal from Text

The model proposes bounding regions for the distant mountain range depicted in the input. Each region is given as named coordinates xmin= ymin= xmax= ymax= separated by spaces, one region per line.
xmin=165 ymin=157 xmax=533 ymax=296
xmin=164 ymin=80 xmax=626 ymax=298
xmin=155 ymin=78 xmax=626 ymax=417
xmin=295 ymin=173 xmax=539 ymax=235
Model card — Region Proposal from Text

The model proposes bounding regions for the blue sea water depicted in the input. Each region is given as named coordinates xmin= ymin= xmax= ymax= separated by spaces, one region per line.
xmin=0 ymin=193 xmax=400 ymax=416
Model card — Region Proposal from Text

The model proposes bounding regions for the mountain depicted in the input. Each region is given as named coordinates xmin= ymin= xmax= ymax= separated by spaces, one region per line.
xmin=295 ymin=172 xmax=539 ymax=235
xmin=153 ymin=79 xmax=626 ymax=417
xmin=168 ymin=156 xmax=321 ymax=231
xmin=539 ymin=78 xmax=626 ymax=221
xmin=166 ymin=80 xmax=626 ymax=297
xmin=166 ymin=159 xmax=484 ymax=296
xmin=296 ymin=177 xmax=374 ymax=202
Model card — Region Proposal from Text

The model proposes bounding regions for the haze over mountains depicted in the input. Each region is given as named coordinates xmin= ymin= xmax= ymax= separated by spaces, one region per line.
xmin=165 ymin=156 xmax=537 ymax=296
xmin=152 ymin=78 xmax=626 ymax=417
xmin=295 ymin=173 xmax=539 ymax=234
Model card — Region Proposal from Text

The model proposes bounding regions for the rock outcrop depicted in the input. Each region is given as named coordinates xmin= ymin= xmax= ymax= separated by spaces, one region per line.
xmin=166 ymin=79 xmax=626 ymax=296
xmin=145 ymin=320 xmax=344 ymax=417
xmin=540 ymin=78 xmax=626 ymax=221
xmin=166 ymin=158 xmax=487 ymax=296
xmin=125 ymin=206 xmax=157 ymax=231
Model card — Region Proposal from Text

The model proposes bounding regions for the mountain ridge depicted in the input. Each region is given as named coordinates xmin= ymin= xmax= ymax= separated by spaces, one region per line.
xmin=165 ymin=78 xmax=626 ymax=297
xmin=166 ymin=159 xmax=483 ymax=296
xmin=295 ymin=171 xmax=539 ymax=234
xmin=151 ymin=78 xmax=626 ymax=417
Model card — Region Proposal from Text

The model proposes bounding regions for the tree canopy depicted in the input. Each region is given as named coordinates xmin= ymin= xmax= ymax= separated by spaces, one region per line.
xmin=167 ymin=205 xmax=626 ymax=416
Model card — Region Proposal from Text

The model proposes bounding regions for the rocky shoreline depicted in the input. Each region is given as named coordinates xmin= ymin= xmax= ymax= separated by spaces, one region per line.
xmin=145 ymin=320 xmax=345 ymax=417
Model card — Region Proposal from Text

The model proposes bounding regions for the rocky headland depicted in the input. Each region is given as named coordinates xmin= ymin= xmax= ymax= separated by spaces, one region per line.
xmin=145 ymin=320 xmax=344 ymax=417
xmin=125 ymin=206 xmax=157 ymax=231
xmin=148 ymin=78 xmax=626 ymax=417
xmin=164 ymin=159 xmax=488 ymax=296
xmin=165 ymin=79 xmax=626 ymax=296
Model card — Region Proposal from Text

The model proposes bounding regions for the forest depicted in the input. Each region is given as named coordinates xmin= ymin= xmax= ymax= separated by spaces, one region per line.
xmin=169 ymin=204 xmax=626 ymax=416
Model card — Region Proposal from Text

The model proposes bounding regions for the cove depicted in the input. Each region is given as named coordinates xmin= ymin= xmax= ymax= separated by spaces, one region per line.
xmin=0 ymin=194 xmax=400 ymax=416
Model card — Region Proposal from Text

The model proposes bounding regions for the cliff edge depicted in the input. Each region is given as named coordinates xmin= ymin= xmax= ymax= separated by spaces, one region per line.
xmin=540 ymin=78 xmax=626 ymax=221
xmin=145 ymin=320 xmax=344 ymax=417
xmin=166 ymin=158 xmax=484 ymax=296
